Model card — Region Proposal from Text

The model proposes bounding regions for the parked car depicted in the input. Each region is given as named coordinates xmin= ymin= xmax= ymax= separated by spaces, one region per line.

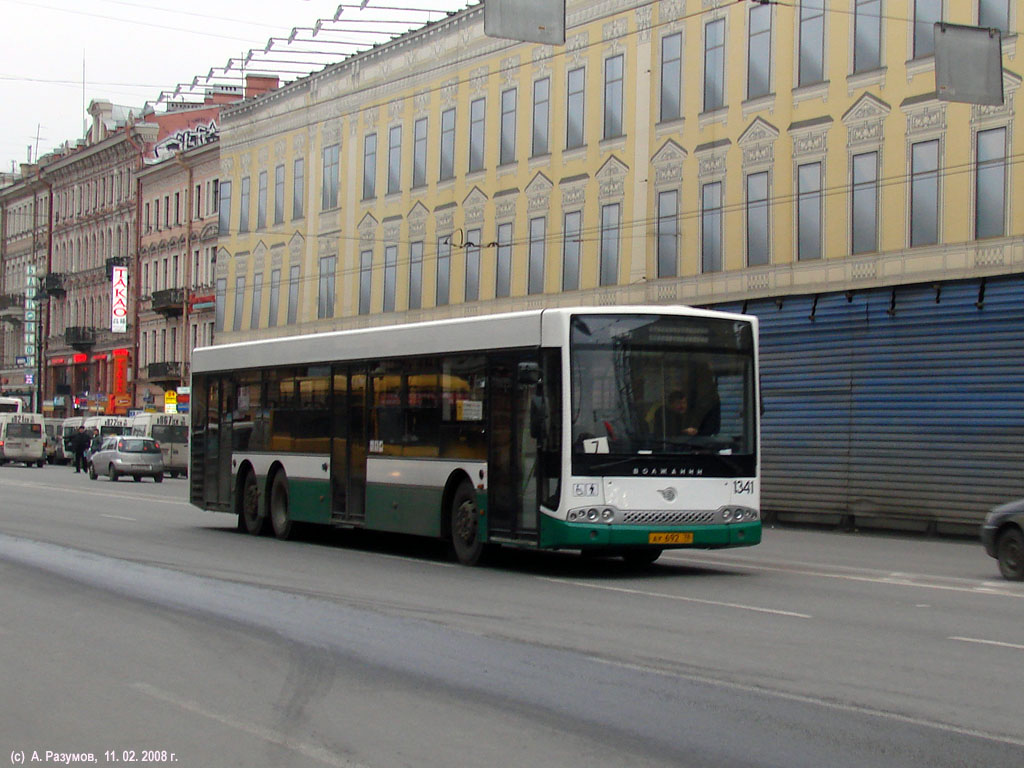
xmin=88 ymin=435 xmax=164 ymax=483
xmin=981 ymin=499 xmax=1024 ymax=580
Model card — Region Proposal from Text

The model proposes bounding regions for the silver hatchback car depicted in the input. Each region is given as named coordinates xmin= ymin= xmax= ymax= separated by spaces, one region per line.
xmin=88 ymin=435 xmax=164 ymax=482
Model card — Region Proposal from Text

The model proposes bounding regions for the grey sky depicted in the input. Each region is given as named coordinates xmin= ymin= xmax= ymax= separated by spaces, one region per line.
xmin=0 ymin=0 xmax=468 ymax=172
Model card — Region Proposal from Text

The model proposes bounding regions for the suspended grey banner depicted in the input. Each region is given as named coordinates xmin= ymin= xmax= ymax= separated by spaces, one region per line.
xmin=935 ymin=22 xmax=1004 ymax=106
xmin=484 ymin=0 xmax=565 ymax=45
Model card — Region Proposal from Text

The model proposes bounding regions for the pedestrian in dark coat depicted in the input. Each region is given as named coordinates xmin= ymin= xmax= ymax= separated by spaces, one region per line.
xmin=69 ymin=425 xmax=91 ymax=473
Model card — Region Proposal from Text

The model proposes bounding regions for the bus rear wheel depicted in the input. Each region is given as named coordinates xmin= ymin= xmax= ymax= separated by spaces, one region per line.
xmin=239 ymin=470 xmax=266 ymax=535
xmin=269 ymin=471 xmax=293 ymax=540
xmin=450 ymin=481 xmax=484 ymax=566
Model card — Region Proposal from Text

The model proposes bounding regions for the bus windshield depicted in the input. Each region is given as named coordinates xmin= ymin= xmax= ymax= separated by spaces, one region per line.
xmin=570 ymin=314 xmax=756 ymax=469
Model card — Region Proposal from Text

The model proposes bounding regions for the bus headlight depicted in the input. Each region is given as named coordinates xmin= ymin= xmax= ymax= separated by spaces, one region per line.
xmin=567 ymin=507 xmax=618 ymax=524
xmin=719 ymin=506 xmax=759 ymax=523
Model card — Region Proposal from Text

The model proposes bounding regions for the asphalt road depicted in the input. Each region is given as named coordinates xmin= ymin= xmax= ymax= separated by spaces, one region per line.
xmin=0 ymin=463 xmax=1021 ymax=767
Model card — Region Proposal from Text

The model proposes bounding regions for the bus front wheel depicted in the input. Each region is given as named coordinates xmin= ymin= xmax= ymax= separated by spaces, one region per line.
xmin=269 ymin=471 xmax=293 ymax=540
xmin=239 ymin=471 xmax=266 ymax=535
xmin=450 ymin=481 xmax=484 ymax=566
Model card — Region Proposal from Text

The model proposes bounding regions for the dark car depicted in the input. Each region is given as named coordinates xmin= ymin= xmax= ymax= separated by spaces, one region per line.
xmin=981 ymin=500 xmax=1024 ymax=580
xmin=88 ymin=435 xmax=164 ymax=482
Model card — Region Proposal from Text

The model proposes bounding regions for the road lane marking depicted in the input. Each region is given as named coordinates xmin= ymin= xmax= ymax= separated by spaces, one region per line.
xmin=0 ymin=477 xmax=189 ymax=506
xmin=585 ymin=655 xmax=1024 ymax=749
xmin=949 ymin=636 xmax=1024 ymax=651
xmin=663 ymin=552 xmax=1024 ymax=599
xmin=131 ymin=682 xmax=370 ymax=768
xmin=101 ymin=514 xmax=137 ymax=522
xmin=538 ymin=576 xmax=811 ymax=618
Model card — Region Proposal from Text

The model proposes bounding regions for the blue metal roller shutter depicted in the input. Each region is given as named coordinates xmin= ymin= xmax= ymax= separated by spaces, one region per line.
xmin=715 ymin=275 xmax=1024 ymax=526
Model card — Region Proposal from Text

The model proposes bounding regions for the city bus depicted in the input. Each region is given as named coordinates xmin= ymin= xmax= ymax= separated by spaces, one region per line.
xmin=189 ymin=306 xmax=761 ymax=565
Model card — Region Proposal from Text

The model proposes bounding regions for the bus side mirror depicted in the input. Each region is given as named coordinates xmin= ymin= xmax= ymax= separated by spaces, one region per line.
xmin=517 ymin=362 xmax=542 ymax=386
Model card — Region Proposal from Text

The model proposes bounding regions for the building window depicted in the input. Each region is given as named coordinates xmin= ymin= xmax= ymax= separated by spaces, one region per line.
xmin=322 ymin=144 xmax=340 ymax=210
xmin=250 ymin=273 xmax=263 ymax=329
xmin=233 ymin=275 xmax=245 ymax=331
xmin=496 ymin=222 xmax=513 ymax=298
xmin=469 ymin=98 xmax=486 ymax=173
xmin=566 ymin=67 xmax=585 ymax=149
xmin=910 ymin=139 xmax=939 ymax=246
xmin=854 ymin=0 xmax=882 ymax=73
xmin=657 ymin=190 xmax=679 ymax=277
xmin=388 ymin=125 xmax=402 ymax=195
xmin=257 ymin=171 xmax=268 ymax=229
xmin=799 ymin=0 xmax=825 ymax=85
xmin=746 ymin=172 xmax=770 ymax=266
xmin=797 ymin=162 xmax=823 ymax=260
xmin=359 ymin=250 xmax=372 ymax=315
xmin=701 ymin=181 xmax=723 ymax=272
xmin=268 ymin=268 xmax=280 ymax=328
xmin=408 ymin=242 xmax=423 ymax=310
xmin=604 ymin=54 xmax=624 ymax=139
xmin=292 ymin=158 xmax=305 ymax=220
xmin=413 ymin=117 xmax=428 ymax=188
xmin=562 ymin=211 xmax=581 ymax=291
xmin=383 ymin=245 xmax=397 ymax=312
xmin=174 ymin=192 xmax=180 ymax=225
xmin=528 ymin=217 xmax=546 ymax=294
xmin=274 ymin=165 xmax=285 ymax=225
xmin=704 ymin=19 xmax=726 ymax=111
xmin=661 ymin=33 xmax=682 ymax=121
xmin=979 ymin=0 xmax=1010 ymax=32
xmin=214 ymin=278 xmax=226 ymax=331
xmin=500 ymin=88 xmax=517 ymax=166
xmin=852 ymin=151 xmax=878 ymax=254
xmin=747 ymin=3 xmax=771 ymax=99
xmin=465 ymin=228 xmax=481 ymax=302
xmin=599 ymin=203 xmax=620 ymax=286
xmin=914 ymin=0 xmax=941 ymax=58
xmin=363 ymin=134 xmax=377 ymax=201
xmin=436 ymin=236 xmax=451 ymax=307
xmin=318 ymin=255 xmax=336 ymax=319
xmin=440 ymin=108 xmax=456 ymax=181
xmin=976 ymin=127 xmax=1006 ymax=239
xmin=287 ymin=264 xmax=300 ymax=325
xmin=238 ymin=177 xmax=250 ymax=233
xmin=532 ymin=78 xmax=550 ymax=156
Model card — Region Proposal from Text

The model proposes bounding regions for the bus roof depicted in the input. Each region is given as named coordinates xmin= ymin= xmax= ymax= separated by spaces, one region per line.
xmin=191 ymin=305 xmax=755 ymax=374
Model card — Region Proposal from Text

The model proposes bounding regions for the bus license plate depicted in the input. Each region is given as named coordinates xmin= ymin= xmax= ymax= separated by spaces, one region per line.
xmin=649 ymin=532 xmax=693 ymax=544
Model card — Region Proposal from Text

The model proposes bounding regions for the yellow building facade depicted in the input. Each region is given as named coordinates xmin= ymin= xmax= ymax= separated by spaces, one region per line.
xmin=215 ymin=0 xmax=1022 ymax=340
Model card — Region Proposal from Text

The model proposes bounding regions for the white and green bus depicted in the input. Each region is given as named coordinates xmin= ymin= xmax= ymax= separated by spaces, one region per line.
xmin=189 ymin=306 xmax=761 ymax=565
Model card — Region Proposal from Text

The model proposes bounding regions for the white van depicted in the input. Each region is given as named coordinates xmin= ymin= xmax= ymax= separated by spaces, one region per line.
xmin=59 ymin=416 xmax=84 ymax=461
xmin=0 ymin=413 xmax=46 ymax=466
xmin=82 ymin=415 xmax=130 ymax=458
xmin=43 ymin=418 xmax=63 ymax=463
xmin=0 ymin=396 xmax=25 ymax=414
xmin=130 ymin=412 xmax=188 ymax=477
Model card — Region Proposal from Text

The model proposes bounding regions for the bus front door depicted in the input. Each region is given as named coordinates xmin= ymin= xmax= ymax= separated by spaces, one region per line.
xmin=487 ymin=354 xmax=539 ymax=541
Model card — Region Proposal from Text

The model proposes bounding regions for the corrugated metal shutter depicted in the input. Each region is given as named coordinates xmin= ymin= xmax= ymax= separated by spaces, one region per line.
xmin=715 ymin=276 xmax=1024 ymax=527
